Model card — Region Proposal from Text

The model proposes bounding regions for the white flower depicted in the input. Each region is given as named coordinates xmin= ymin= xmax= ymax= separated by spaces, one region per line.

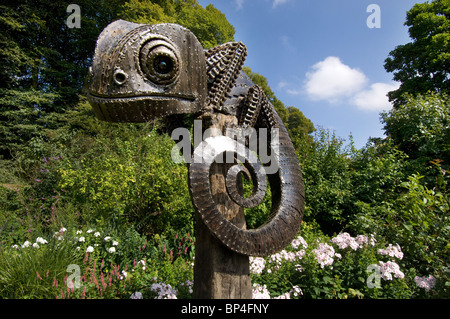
xmin=54 ymin=232 xmax=64 ymax=240
xmin=250 ymin=257 xmax=266 ymax=275
xmin=76 ymin=230 xmax=83 ymax=234
xmin=86 ymin=229 xmax=93 ymax=233
xmin=36 ymin=237 xmax=48 ymax=245
xmin=76 ymin=247 xmax=80 ymax=251
xmin=252 ymin=283 xmax=270 ymax=299
xmin=32 ymin=243 xmax=39 ymax=248
xmin=86 ymin=246 xmax=94 ymax=253
xmin=130 ymin=292 xmax=143 ymax=299
xmin=93 ymin=232 xmax=100 ymax=237
xmin=273 ymin=292 xmax=290 ymax=299
xmin=104 ymin=236 xmax=111 ymax=241
xmin=295 ymin=264 xmax=303 ymax=272
xmin=60 ymin=227 xmax=67 ymax=233
xmin=112 ymin=241 xmax=118 ymax=246
xmin=78 ymin=237 xmax=85 ymax=242
xmin=11 ymin=244 xmax=19 ymax=249
xmin=108 ymin=247 xmax=116 ymax=253
xmin=291 ymin=235 xmax=308 ymax=249
xmin=291 ymin=285 xmax=303 ymax=297
xmin=22 ymin=240 xmax=31 ymax=248
xmin=138 ymin=260 xmax=146 ymax=270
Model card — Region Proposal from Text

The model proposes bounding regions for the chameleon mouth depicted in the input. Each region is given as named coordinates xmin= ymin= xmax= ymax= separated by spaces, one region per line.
xmin=88 ymin=93 xmax=197 ymax=103
xmin=87 ymin=93 xmax=201 ymax=122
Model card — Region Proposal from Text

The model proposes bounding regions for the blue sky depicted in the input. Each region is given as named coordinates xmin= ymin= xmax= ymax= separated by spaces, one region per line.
xmin=198 ymin=0 xmax=422 ymax=149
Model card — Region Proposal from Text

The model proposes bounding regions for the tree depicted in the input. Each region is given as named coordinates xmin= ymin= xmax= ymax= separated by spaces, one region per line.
xmin=0 ymin=0 xmax=124 ymax=159
xmin=384 ymin=0 xmax=450 ymax=107
xmin=299 ymin=128 xmax=354 ymax=235
xmin=243 ymin=67 xmax=315 ymax=148
xmin=381 ymin=93 xmax=450 ymax=170
xmin=119 ymin=0 xmax=235 ymax=48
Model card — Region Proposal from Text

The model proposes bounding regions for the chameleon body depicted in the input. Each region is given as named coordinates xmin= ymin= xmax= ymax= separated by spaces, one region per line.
xmin=87 ymin=20 xmax=305 ymax=257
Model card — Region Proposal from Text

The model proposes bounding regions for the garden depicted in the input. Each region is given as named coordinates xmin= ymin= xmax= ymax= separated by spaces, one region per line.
xmin=0 ymin=0 xmax=449 ymax=299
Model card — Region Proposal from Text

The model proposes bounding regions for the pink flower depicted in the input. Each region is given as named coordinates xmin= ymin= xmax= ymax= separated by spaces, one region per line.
xmin=414 ymin=275 xmax=436 ymax=292
xmin=331 ymin=232 xmax=355 ymax=249
xmin=377 ymin=244 xmax=403 ymax=259
xmin=313 ymin=243 xmax=336 ymax=268
xmin=291 ymin=236 xmax=308 ymax=249
xmin=252 ymin=283 xmax=270 ymax=299
xmin=378 ymin=261 xmax=404 ymax=280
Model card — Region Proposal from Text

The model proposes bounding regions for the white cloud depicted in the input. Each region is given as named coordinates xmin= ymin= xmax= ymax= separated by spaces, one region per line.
xmin=236 ymin=0 xmax=291 ymax=10
xmin=278 ymin=79 xmax=303 ymax=95
xmin=281 ymin=35 xmax=296 ymax=52
xmin=278 ymin=56 xmax=399 ymax=112
xmin=273 ymin=0 xmax=291 ymax=8
xmin=278 ymin=81 xmax=288 ymax=89
xmin=304 ymin=56 xmax=368 ymax=103
xmin=352 ymin=82 xmax=400 ymax=111
xmin=235 ymin=0 xmax=245 ymax=10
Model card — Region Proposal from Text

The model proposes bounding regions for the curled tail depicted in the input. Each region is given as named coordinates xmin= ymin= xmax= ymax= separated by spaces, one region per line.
xmin=188 ymin=83 xmax=305 ymax=257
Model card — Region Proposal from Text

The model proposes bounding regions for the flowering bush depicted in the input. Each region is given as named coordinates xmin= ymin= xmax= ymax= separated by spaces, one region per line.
xmin=250 ymin=223 xmax=441 ymax=299
xmin=0 ymin=220 xmax=445 ymax=299
xmin=0 ymin=225 xmax=194 ymax=299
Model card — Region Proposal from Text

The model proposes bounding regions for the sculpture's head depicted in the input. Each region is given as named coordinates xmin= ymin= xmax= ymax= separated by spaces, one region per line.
xmin=87 ymin=20 xmax=207 ymax=122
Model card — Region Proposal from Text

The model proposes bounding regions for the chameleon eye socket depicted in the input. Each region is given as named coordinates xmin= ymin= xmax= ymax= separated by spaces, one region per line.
xmin=140 ymin=39 xmax=180 ymax=86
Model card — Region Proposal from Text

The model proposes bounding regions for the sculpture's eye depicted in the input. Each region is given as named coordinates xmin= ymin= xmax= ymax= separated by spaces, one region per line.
xmin=153 ymin=55 xmax=173 ymax=74
xmin=140 ymin=39 xmax=180 ymax=86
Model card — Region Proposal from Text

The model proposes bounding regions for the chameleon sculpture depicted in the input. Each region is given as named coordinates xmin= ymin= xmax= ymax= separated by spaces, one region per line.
xmin=87 ymin=20 xmax=304 ymax=257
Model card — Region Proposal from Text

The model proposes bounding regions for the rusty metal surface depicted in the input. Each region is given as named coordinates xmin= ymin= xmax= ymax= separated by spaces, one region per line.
xmin=87 ymin=20 xmax=305 ymax=257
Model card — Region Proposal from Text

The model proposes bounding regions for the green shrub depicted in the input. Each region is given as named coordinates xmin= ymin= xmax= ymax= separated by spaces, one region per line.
xmin=57 ymin=127 xmax=194 ymax=236
xmin=298 ymin=128 xmax=355 ymax=234
xmin=0 ymin=236 xmax=83 ymax=298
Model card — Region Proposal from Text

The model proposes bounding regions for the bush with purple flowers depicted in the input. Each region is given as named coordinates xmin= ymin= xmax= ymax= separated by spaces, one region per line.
xmin=249 ymin=222 xmax=442 ymax=299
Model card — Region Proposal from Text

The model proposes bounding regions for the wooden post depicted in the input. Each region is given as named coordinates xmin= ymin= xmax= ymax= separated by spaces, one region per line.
xmin=193 ymin=113 xmax=252 ymax=299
